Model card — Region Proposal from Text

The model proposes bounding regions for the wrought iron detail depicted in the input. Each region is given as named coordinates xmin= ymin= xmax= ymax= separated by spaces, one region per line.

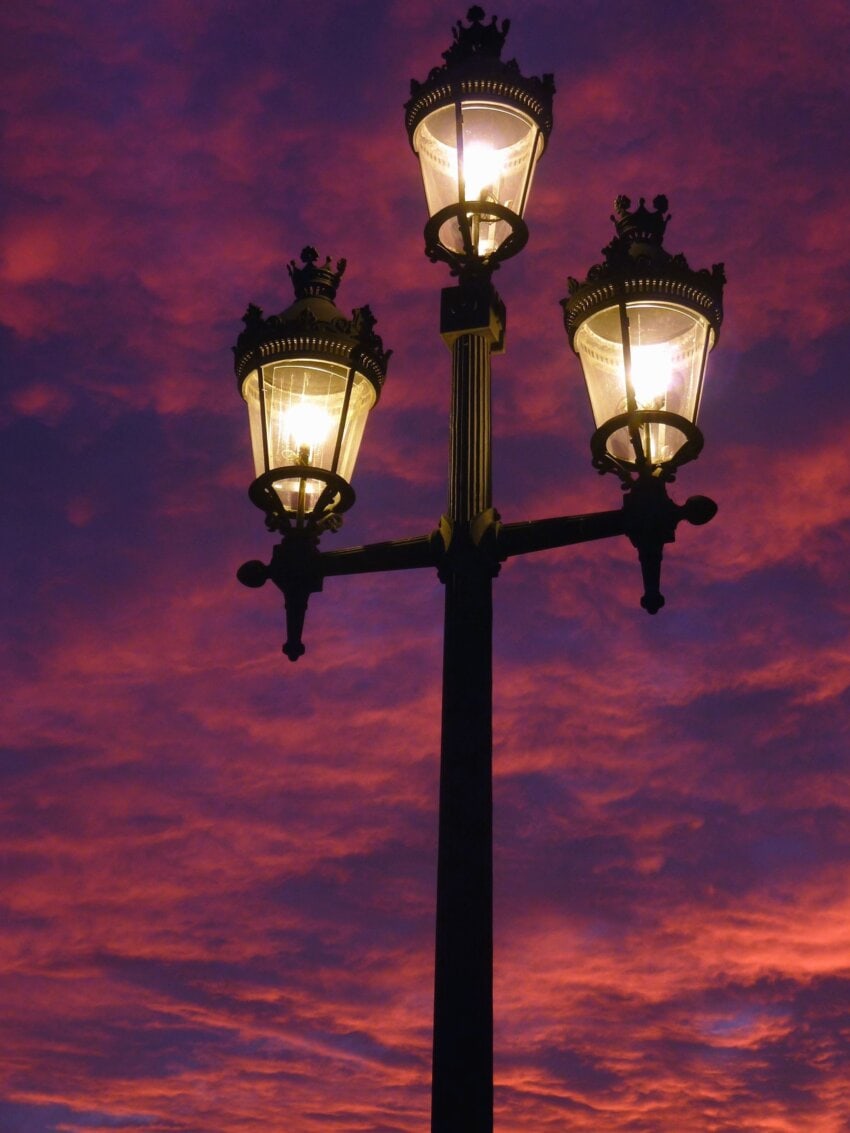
xmin=591 ymin=412 xmax=705 ymax=483
xmin=405 ymin=8 xmax=555 ymax=143
xmin=562 ymin=194 xmax=726 ymax=345
xmin=620 ymin=476 xmax=718 ymax=614
xmin=425 ymin=201 xmax=529 ymax=276
xmin=237 ymin=530 xmax=324 ymax=662
xmin=233 ymin=249 xmax=392 ymax=392
xmin=248 ymin=467 xmax=355 ymax=534
xmin=440 ymin=274 xmax=506 ymax=346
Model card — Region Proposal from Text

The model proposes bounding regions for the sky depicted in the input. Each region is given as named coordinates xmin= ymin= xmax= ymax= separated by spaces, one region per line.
xmin=2 ymin=1 xmax=850 ymax=1130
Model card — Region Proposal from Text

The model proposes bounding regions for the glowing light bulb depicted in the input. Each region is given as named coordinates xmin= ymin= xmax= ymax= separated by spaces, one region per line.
xmin=630 ymin=344 xmax=673 ymax=408
xmin=282 ymin=400 xmax=333 ymax=463
xmin=462 ymin=142 xmax=503 ymax=201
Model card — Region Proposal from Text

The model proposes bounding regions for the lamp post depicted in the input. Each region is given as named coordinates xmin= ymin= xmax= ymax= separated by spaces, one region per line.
xmin=231 ymin=8 xmax=725 ymax=1132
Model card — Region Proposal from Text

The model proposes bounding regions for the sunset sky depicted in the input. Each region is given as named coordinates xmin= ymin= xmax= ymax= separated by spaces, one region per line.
xmin=3 ymin=2 xmax=850 ymax=1130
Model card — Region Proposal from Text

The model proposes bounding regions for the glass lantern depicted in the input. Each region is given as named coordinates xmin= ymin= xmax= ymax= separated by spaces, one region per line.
xmin=563 ymin=196 xmax=725 ymax=479
xmin=573 ymin=298 xmax=714 ymax=469
xmin=405 ymin=8 xmax=554 ymax=270
xmin=234 ymin=250 xmax=390 ymax=530
xmin=241 ymin=357 xmax=377 ymax=519
xmin=411 ymin=100 xmax=545 ymax=261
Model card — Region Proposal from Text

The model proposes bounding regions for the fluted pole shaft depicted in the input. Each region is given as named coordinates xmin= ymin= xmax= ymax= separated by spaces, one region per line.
xmin=431 ymin=278 xmax=503 ymax=1133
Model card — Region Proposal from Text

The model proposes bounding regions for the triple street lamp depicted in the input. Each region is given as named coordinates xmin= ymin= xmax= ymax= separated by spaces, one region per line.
xmin=232 ymin=8 xmax=725 ymax=1132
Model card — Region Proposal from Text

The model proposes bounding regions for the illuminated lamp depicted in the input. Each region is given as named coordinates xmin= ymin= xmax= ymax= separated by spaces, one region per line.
xmin=404 ymin=5 xmax=554 ymax=271
xmin=563 ymin=195 xmax=725 ymax=480
xmin=234 ymin=247 xmax=390 ymax=532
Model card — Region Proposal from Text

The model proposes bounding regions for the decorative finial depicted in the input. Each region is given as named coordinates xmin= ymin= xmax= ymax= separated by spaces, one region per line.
xmin=287 ymin=247 xmax=347 ymax=301
xmin=610 ymin=195 xmax=671 ymax=248
xmin=241 ymin=302 xmax=264 ymax=330
xmin=442 ymin=8 xmax=511 ymax=67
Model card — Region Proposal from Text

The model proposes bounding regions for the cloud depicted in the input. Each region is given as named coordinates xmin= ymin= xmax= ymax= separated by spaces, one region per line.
xmin=2 ymin=1 xmax=850 ymax=1130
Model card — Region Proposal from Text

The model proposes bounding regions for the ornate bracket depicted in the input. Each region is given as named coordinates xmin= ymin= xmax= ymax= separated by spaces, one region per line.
xmin=433 ymin=509 xmax=503 ymax=583
xmin=621 ymin=477 xmax=717 ymax=613
xmin=237 ymin=530 xmax=324 ymax=661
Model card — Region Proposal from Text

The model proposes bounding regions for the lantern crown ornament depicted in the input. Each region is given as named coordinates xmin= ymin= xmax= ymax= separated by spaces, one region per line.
xmin=234 ymin=249 xmax=390 ymax=536
xmin=611 ymin=193 xmax=671 ymax=250
xmin=286 ymin=245 xmax=346 ymax=301
xmin=442 ymin=5 xmax=510 ymax=64
xmin=563 ymin=196 xmax=726 ymax=340
xmin=563 ymin=196 xmax=726 ymax=482
xmin=406 ymin=8 xmax=555 ymax=124
xmin=235 ymin=248 xmax=391 ymax=389
xmin=405 ymin=8 xmax=555 ymax=273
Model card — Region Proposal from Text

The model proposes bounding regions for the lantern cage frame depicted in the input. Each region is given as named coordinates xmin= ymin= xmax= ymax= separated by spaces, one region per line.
xmin=233 ymin=250 xmax=390 ymax=534
xmin=563 ymin=194 xmax=726 ymax=483
xmin=404 ymin=6 xmax=554 ymax=274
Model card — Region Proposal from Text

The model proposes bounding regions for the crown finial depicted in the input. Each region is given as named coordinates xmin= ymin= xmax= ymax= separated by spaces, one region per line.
xmin=287 ymin=247 xmax=347 ymax=301
xmin=610 ymin=195 xmax=671 ymax=249
xmin=442 ymin=7 xmax=510 ymax=67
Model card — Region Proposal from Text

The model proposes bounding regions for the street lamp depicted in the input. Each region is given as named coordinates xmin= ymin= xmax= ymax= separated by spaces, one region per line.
xmin=234 ymin=248 xmax=390 ymax=659
xmin=231 ymin=8 xmax=725 ymax=1132
xmin=564 ymin=193 xmax=724 ymax=482
xmin=236 ymin=252 xmax=387 ymax=529
xmin=404 ymin=6 xmax=553 ymax=271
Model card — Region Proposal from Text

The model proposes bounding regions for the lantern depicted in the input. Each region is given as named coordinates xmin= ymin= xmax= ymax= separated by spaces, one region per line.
xmin=404 ymin=6 xmax=554 ymax=270
xmin=234 ymin=248 xmax=390 ymax=531
xmin=563 ymin=195 xmax=725 ymax=479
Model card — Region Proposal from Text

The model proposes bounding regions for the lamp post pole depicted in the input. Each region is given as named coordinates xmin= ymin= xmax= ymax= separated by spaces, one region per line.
xmin=232 ymin=10 xmax=725 ymax=1132
xmin=432 ymin=278 xmax=503 ymax=1130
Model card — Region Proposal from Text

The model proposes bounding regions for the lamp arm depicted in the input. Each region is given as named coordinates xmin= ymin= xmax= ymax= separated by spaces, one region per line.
xmin=237 ymin=485 xmax=718 ymax=659
xmin=318 ymin=533 xmax=439 ymax=577
xmin=237 ymin=532 xmax=439 ymax=661
xmin=496 ymin=509 xmax=626 ymax=558
xmin=495 ymin=484 xmax=717 ymax=614
xmin=316 ymin=505 xmax=633 ymax=580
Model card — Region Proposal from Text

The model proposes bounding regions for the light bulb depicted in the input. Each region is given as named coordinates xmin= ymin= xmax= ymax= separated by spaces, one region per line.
xmin=462 ymin=142 xmax=503 ymax=201
xmin=282 ymin=400 xmax=334 ymax=463
xmin=630 ymin=344 xmax=673 ymax=408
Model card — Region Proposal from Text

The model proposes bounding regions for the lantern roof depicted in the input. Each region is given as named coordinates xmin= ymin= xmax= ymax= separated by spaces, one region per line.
xmin=404 ymin=6 xmax=555 ymax=147
xmin=562 ymin=195 xmax=726 ymax=347
xmin=233 ymin=247 xmax=391 ymax=394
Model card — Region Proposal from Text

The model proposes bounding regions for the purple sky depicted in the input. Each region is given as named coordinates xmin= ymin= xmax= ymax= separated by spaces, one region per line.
xmin=2 ymin=2 xmax=850 ymax=1130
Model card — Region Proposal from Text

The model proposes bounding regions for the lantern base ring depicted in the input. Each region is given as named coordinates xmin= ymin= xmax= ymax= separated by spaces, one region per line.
xmin=591 ymin=411 xmax=704 ymax=482
xmin=424 ymin=201 xmax=528 ymax=274
xmin=249 ymin=466 xmax=355 ymax=533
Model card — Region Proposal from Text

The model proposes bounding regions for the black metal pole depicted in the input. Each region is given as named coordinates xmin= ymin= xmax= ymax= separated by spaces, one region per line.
xmin=431 ymin=279 xmax=503 ymax=1133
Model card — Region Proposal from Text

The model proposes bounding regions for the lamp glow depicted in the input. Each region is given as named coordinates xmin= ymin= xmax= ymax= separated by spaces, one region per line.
xmin=282 ymin=400 xmax=334 ymax=463
xmin=630 ymin=344 xmax=674 ymax=408
xmin=405 ymin=7 xmax=554 ymax=273
xmin=463 ymin=142 xmax=503 ymax=202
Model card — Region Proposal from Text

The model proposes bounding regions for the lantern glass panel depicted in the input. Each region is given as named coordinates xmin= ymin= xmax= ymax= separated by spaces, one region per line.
xmin=413 ymin=101 xmax=542 ymax=257
xmin=242 ymin=358 xmax=376 ymax=513
xmin=574 ymin=301 xmax=713 ymax=467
